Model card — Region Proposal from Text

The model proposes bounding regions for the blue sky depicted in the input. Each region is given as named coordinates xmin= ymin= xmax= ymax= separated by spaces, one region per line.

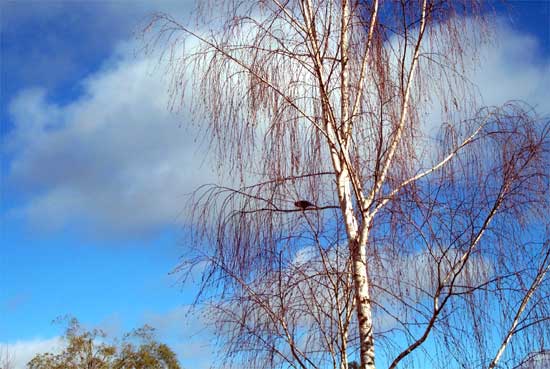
xmin=0 ymin=1 xmax=549 ymax=369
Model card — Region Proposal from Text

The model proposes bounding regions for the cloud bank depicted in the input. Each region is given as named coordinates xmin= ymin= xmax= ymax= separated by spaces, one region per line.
xmin=3 ymin=18 xmax=548 ymax=239
xmin=0 ymin=310 xmax=215 ymax=369
xmin=4 ymin=41 xmax=215 ymax=238
xmin=1 ymin=337 xmax=64 ymax=369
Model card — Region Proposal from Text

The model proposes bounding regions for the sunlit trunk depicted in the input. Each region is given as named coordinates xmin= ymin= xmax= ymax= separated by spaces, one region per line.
xmin=351 ymin=237 xmax=376 ymax=369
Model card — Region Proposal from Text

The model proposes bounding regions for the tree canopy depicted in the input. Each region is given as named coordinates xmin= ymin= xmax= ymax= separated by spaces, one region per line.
xmin=27 ymin=318 xmax=181 ymax=369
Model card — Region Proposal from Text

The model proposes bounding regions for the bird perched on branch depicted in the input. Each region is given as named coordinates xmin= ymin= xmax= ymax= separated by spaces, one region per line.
xmin=294 ymin=200 xmax=315 ymax=210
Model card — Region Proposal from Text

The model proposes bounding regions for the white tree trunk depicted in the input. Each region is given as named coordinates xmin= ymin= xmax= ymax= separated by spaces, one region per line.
xmin=352 ymin=237 xmax=376 ymax=369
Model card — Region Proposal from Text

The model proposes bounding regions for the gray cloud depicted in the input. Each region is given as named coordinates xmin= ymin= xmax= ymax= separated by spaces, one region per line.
xmin=3 ymin=16 xmax=548 ymax=240
xmin=5 ymin=42 xmax=215 ymax=237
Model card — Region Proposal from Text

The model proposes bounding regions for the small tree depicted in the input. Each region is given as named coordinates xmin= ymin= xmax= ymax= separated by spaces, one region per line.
xmin=27 ymin=318 xmax=181 ymax=369
xmin=146 ymin=1 xmax=550 ymax=369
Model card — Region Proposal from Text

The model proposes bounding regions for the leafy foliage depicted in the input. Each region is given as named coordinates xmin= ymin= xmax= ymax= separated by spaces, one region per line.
xmin=27 ymin=318 xmax=181 ymax=369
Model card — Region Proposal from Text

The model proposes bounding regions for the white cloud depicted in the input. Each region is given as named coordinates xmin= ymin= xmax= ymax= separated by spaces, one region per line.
xmin=473 ymin=19 xmax=550 ymax=112
xmin=4 ymin=40 xmax=216 ymax=238
xmin=400 ymin=16 xmax=550 ymax=173
xmin=1 ymin=313 xmax=213 ymax=369
xmin=1 ymin=337 xmax=64 ymax=369
xmin=143 ymin=306 xmax=216 ymax=369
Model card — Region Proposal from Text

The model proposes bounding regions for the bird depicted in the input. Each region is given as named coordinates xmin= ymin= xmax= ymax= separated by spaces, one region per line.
xmin=294 ymin=200 xmax=315 ymax=210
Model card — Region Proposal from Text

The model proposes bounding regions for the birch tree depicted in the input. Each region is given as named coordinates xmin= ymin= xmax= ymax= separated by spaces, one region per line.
xmin=146 ymin=1 xmax=550 ymax=369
